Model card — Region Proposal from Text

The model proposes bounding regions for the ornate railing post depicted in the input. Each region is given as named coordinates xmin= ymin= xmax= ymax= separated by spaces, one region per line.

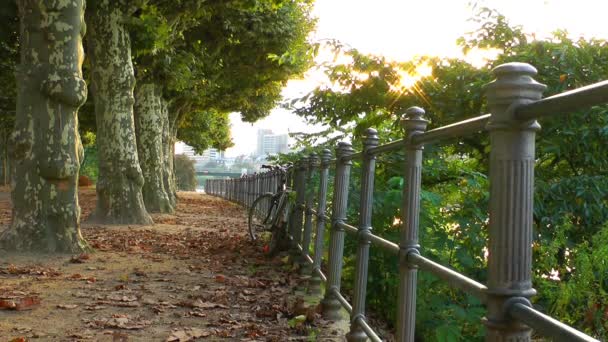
xmin=250 ymin=175 xmax=254 ymax=207
xmin=301 ymin=153 xmax=319 ymax=273
xmin=232 ymin=179 xmax=235 ymax=201
xmin=322 ymin=142 xmax=354 ymax=319
xmin=347 ymin=129 xmax=379 ymax=342
xmin=239 ymin=178 xmax=244 ymax=204
xmin=290 ymin=157 xmax=308 ymax=259
xmin=396 ymin=107 xmax=429 ymax=342
xmin=483 ymin=63 xmax=545 ymax=341
xmin=246 ymin=176 xmax=250 ymax=207
xmin=310 ymin=149 xmax=332 ymax=295
xmin=284 ymin=164 xmax=295 ymax=236
xmin=237 ymin=178 xmax=241 ymax=204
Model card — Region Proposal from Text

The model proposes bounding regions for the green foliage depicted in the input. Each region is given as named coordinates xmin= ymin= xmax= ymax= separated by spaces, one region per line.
xmin=0 ymin=2 xmax=18 ymax=136
xmin=130 ymin=0 xmax=316 ymax=152
xmin=176 ymin=109 xmax=232 ymax=154
xmin=80 ymin=146 xmax=99 ymax=184
xmin=174 ymin=154 xmax=197 ymax=191
xmin=289 ymin=7 xmax=608 ymax=341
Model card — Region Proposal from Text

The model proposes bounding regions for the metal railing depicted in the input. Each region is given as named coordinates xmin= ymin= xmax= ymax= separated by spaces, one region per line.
xmin=206 ymin=62 xmax=606 ymax=342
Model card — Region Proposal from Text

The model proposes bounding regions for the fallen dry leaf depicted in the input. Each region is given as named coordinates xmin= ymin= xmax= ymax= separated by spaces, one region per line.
xmin=57 ymin=304 xmax=78 ymax=310
xmin=0 ymin=296 xmax=41 ymax=311
xmin=167 ymin=327 xmax=210 ymax=341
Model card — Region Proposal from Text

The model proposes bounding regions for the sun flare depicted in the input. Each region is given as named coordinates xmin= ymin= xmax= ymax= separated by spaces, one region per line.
xmin=390 ymin=63 xmax=433 ymax=91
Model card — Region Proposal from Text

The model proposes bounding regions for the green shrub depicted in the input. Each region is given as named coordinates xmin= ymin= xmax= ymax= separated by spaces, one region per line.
xmin=80 ymin=145 xmax=99 ymax=184
xmin=174 ymin=154 xmax=197 ymax=191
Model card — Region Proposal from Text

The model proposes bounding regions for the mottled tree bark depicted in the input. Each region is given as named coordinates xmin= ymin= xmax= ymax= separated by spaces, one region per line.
xmin=0 ymin=128 xmax=8 ymax=186
xmin=161 ymin=100 xmax=176 ymax=208
xmin=0 ymin=0 xmax=89 ymax=252
xmin=134 ymin=83 xmax=173 ymax=213
xmin=86 ymin=0 xmax=152 ymax=224
xmin=162 ymin=109 xmax=180 ymax=208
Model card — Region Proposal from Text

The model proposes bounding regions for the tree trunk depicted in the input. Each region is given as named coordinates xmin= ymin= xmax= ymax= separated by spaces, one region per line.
xmin=165 ymin=111 xmax=180 ymax=206
xmin=86 ymin=0 xmax=152 ymax=225
xmin=161 ymin=107 xmax=179 ymax=208
xmin=134 ymin=83 xmax=173 ymax=213
xmin=0 ymin=128 xmax=7 ymax=186
xmin=0 ymin=0 xmax=89 ymax=252
xmin=161 ymin=100 xmax=175 ymax=208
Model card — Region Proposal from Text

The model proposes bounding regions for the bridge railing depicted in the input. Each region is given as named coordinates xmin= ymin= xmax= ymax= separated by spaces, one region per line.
xmin=206 ymin=62 xmax=607 ymax=342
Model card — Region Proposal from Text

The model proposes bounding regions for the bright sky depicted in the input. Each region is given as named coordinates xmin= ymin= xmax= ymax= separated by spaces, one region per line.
xmin=221 ymin=0 xmax=608 ymax=157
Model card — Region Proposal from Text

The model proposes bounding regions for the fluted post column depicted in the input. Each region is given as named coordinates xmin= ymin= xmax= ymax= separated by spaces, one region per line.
xmin=310 ymin=149 xmax=332 ymax=295
xmin=290 ymin=157 xmax=308 ymax=260
xmin=484 ymin=63 xmax=545 ymax=341
xmin=346 ymin=129 xmax=379 ymax=342
xmin=396 ymin=107 xmax=429 ymax=342
xmin=301 ymin=153 xmax=319 ymax=274
xmin=322 ymin=142 xmax=354 ymax=320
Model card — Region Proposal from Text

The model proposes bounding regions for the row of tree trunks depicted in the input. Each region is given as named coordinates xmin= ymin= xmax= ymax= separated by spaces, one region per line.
xmin=0 ymin=0 xmax=89 ymax=252
xmin=86 ymin=0 xmax=152 ymax=225
xmin=134 ymin=83 xmax=173 ymax=213
xmin=3 ymin=0 xmax=185 ymax=253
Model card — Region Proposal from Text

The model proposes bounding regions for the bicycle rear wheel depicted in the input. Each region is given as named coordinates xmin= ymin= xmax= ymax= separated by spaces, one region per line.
xmin=248 ymin=193 xmax=277 ymax=241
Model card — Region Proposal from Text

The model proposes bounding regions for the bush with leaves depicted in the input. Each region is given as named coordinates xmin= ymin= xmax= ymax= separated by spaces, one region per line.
xmin=174 ymin=155 xmax=197 ymax=191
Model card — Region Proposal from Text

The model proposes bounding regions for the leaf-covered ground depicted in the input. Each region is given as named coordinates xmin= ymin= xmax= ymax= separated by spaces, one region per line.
xmin=0 ymin=188 xmax=343 ymax=341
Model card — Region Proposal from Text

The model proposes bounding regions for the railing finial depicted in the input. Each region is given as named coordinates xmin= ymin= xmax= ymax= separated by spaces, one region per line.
xmin=363 ymin=127 xmax=379 ymax=146
xmin=485 ymin=62 xmax=547 ymax=116
xmin=402 ymin=106 xmax=429 ymax=140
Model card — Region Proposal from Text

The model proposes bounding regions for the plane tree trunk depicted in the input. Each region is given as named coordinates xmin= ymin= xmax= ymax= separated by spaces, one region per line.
xmin=163 ymin=106 xmax=185 ymax=206
xmin=86 ymin=0 xmax=152 ymax=225
xmin=161 ymin=100 xmax=176 ymax=208
xmin=0 ymin=127 xmax=9 ymax=186
xmin=134 ymin=83 xmax=173 ymax=213
xmin=0 ymin=0 xmax=89 ymax=252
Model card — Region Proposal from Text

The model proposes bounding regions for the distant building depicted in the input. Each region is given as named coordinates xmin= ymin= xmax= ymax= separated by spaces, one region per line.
xmin=201 ymin=148 xmax=224 ymax=160
xmin=175 ymin=142 xmax=224 ymax=164
xmin=256 ymin=129 xmax=289 ymax=156
xmin=256 ymin=129 xmax=273 ymax=156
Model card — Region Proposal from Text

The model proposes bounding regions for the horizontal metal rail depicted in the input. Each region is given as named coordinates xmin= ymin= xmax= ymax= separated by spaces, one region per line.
xmin=314 ymin=267 xmax=327 ymax=282
xmin=356 ymin=316 xmax=383 ymax=342
xmin=341 ymin=151 xmax=363 ymax=161
xmin=331 ymin=287 xmax=353 ymax=313
xmin=408 ymin=252 xmax=488 ymax=304
xmin=318 ymin=213 xmax=330 ymax=222
xmin=296 ymin=243 xmax=315 ymax=265
xmin=368 ymin=139 xmax=406 ymax=156
xmin=368 ymin=233 xmax=400 ymax=255
xmin=508 ymin=302 xmax=600 ymax=342
xmin=516 ymin=80 xmax=608 ymax=121
xmin=411 ymin=114 xmax=490 ymax=145
xmin=337 ymin=221 xmax=359 ymax=235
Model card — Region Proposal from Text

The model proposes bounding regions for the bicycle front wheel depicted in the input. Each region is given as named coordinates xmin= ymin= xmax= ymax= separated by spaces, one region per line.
xmin=248 ymin=193 xmax=277 ymax=241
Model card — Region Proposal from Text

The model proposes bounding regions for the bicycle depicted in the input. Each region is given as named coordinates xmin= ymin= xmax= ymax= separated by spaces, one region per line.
xmin=248 ymin=164 xmax=292 ymax=256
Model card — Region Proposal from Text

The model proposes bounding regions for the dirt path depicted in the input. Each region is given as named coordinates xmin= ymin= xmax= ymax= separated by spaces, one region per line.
xmin=0 ymin=189 xmax=335 ymax=341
